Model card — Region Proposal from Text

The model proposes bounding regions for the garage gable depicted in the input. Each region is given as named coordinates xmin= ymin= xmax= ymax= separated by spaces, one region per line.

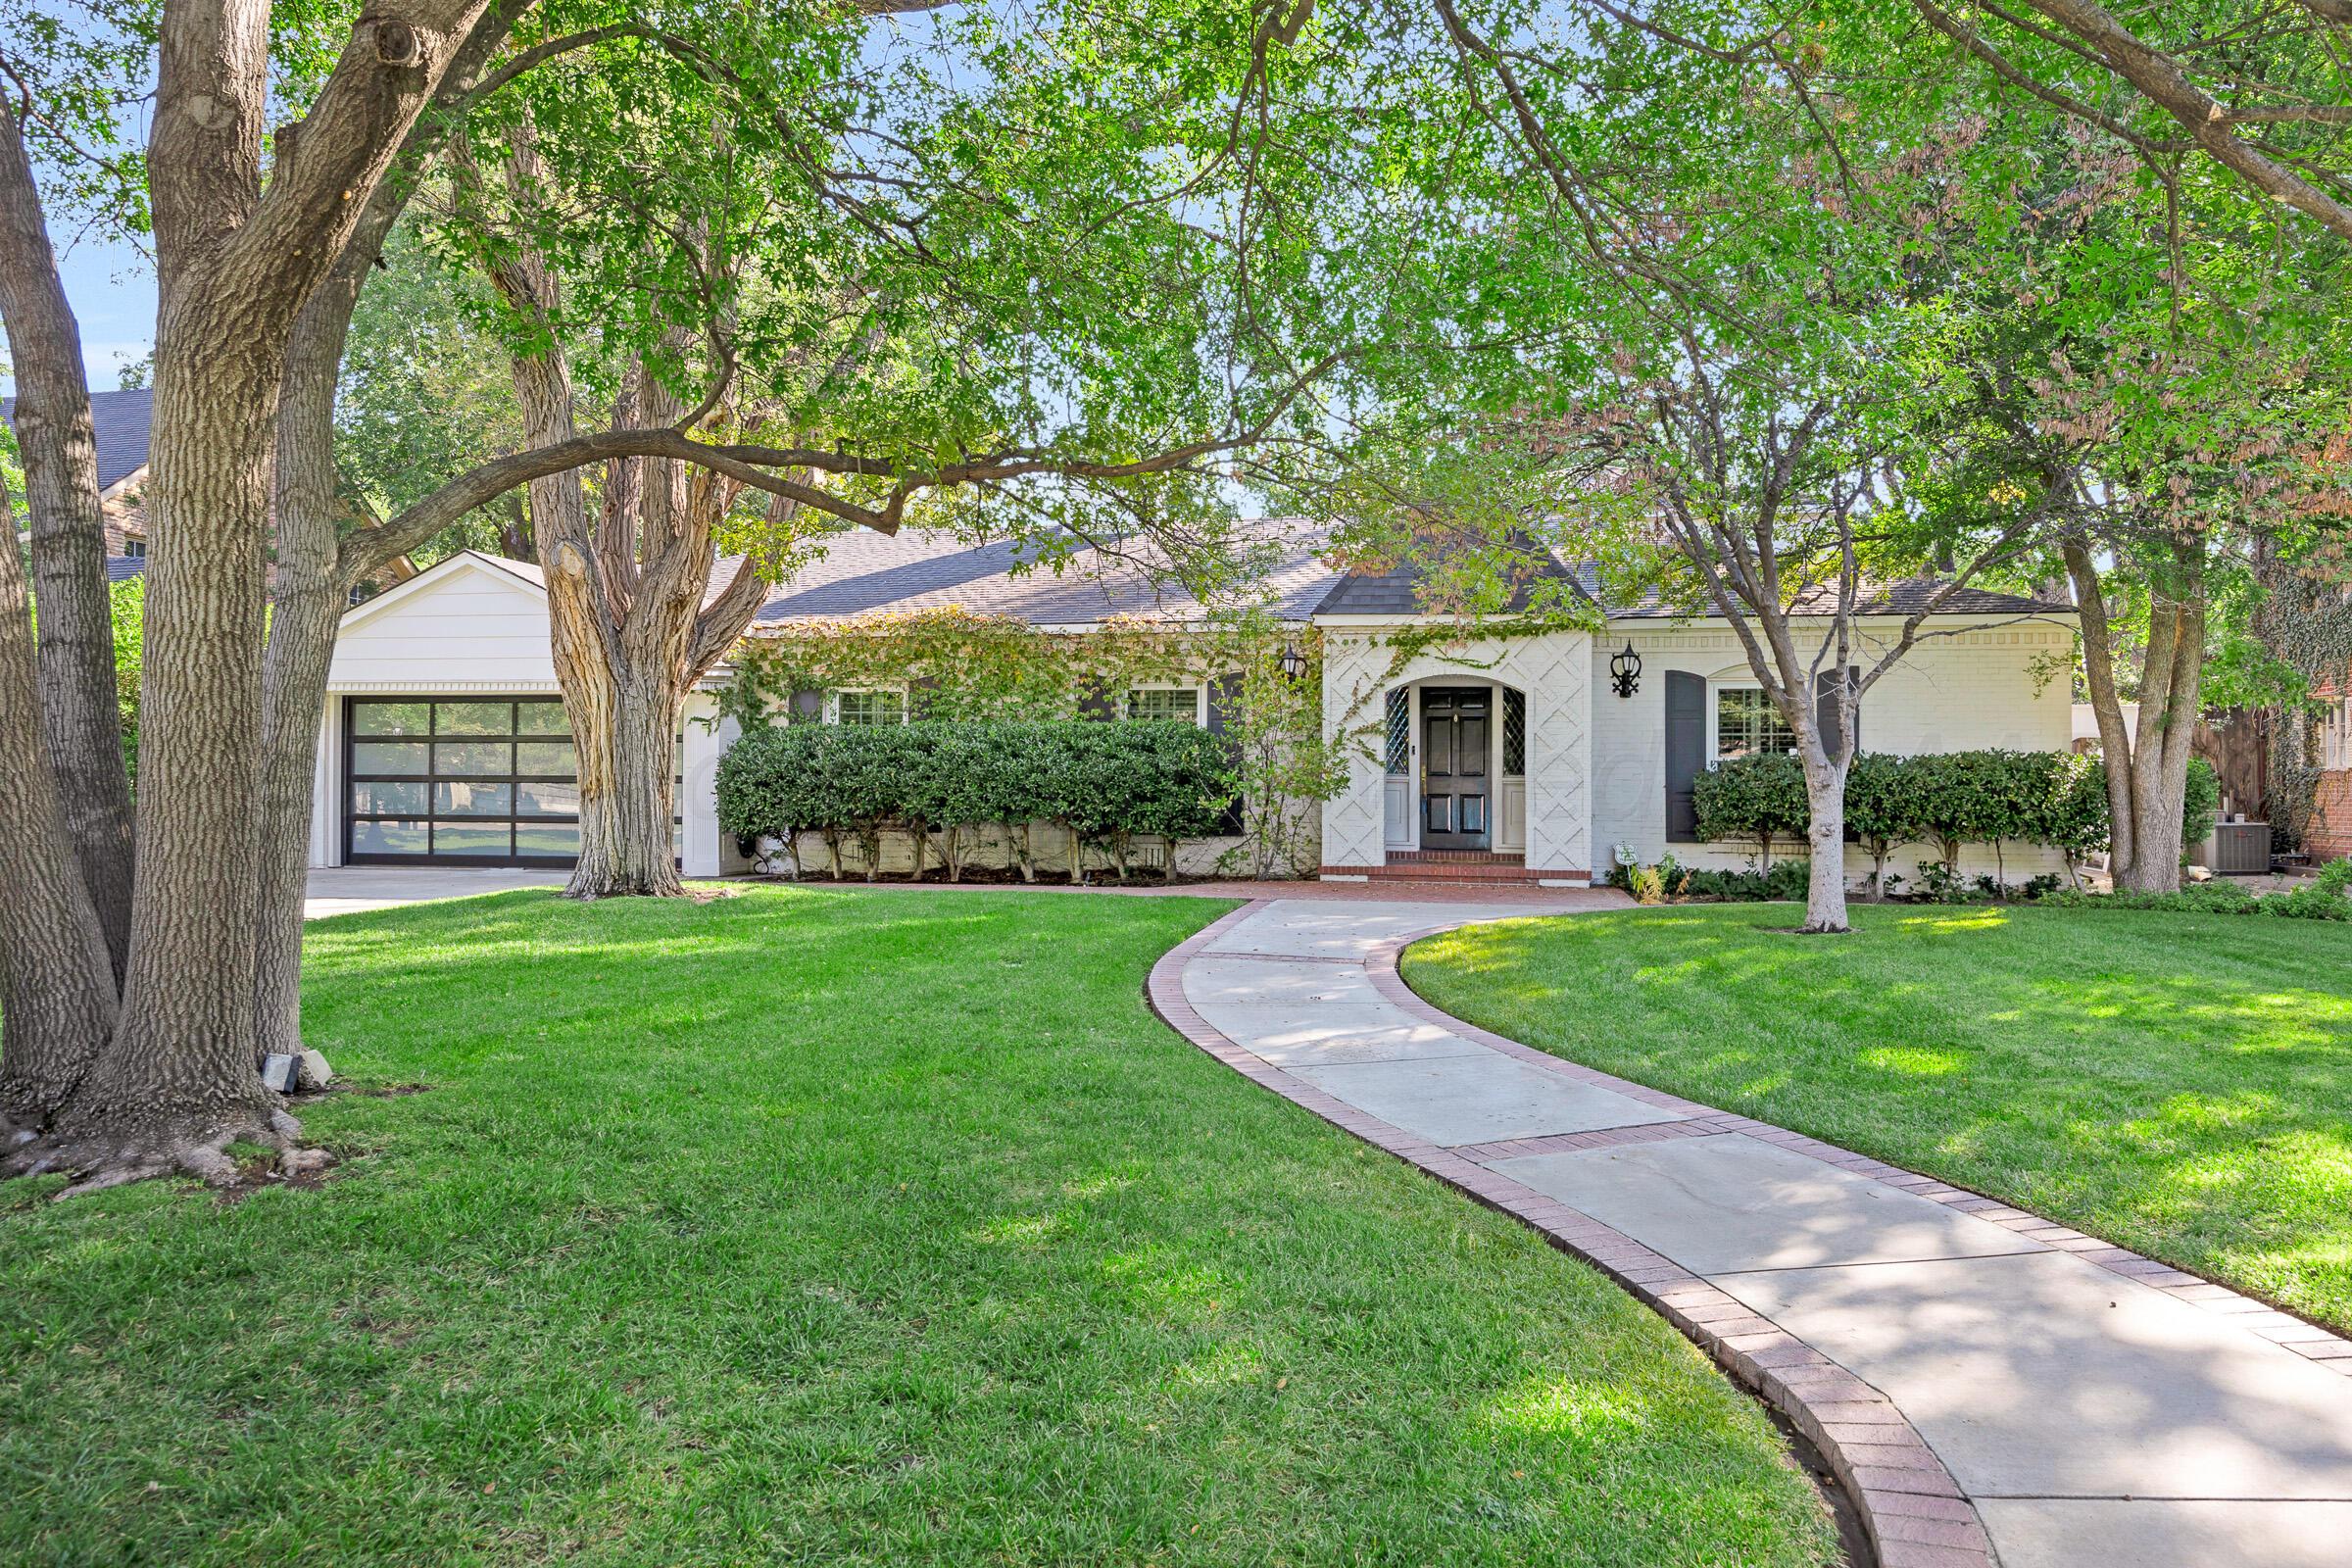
xmin=329 ymin=552 xmax=556 ymax=692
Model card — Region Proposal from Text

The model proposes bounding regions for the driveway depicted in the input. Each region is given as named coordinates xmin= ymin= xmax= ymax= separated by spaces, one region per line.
xmin=304 ymin=866 xmax=569 ymax=919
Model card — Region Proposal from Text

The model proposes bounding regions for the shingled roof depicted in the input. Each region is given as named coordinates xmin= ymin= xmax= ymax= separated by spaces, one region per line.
xmin=741 ymin=524 xmax=1340 ymax=629
xmin=0 ymin=387 xmax=154 ymax=493
xmin=477 ymin=524 xmax=2071 ymax=631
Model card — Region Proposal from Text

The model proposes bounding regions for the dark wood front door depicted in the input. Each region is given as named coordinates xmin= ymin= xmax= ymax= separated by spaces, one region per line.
xmin=1420 ymin=687 xmax=1491 ymax=849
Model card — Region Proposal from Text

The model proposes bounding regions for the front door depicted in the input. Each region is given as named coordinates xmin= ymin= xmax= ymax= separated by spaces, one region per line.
xmin=1420 ymin=687 xmax=1491 ymax=849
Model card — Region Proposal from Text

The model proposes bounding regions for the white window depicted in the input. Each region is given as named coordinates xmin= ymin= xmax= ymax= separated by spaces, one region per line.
xmin=2327 ymin=699 xmax=2351 ymax=772
xmin=835 ymin=689 xmax=906 ymax=726
xmin=1125 ymin=687 xmax=1203 ymax=725
xmin=122 ymin=538 xmax=146 ymax=560
xmin=1715 ymin=686 xmax=1794 ymax=760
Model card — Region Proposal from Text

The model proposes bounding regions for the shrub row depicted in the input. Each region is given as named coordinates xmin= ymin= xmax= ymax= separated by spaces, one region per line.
xmin=715 ymin=720 xmax=1234 ymax=882
xmin=1692 ymin=749 xmax=2220 ymax=885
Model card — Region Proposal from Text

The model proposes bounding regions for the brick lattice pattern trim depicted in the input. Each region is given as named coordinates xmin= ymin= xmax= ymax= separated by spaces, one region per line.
xmin=1147 ymin=903 xmax=2352 ymax=1568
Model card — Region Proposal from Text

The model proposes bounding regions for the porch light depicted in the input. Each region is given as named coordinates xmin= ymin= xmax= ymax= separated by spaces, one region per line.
xmin=1609 ymin=641 xmax=1642 ymax=699
xmin=1279 ymin=641 xmax=1307 ymax=680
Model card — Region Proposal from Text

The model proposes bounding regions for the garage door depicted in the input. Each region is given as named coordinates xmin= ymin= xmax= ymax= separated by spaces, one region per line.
xmin=344 ymin=697 xmax=579 ymax=866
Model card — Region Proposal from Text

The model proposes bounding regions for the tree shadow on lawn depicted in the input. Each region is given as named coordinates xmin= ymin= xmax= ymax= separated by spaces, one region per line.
xmin=0 ymin=886 xmax=1838 ymax=1568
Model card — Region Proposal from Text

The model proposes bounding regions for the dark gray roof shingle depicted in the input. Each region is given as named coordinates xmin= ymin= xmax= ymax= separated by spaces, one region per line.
xmin=1 ymin=387 xmax=154 ymax=492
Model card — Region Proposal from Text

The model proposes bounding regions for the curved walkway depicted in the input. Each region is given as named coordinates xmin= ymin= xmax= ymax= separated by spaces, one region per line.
xmin=1149 ymin=897 xmax=2352 ymax=1568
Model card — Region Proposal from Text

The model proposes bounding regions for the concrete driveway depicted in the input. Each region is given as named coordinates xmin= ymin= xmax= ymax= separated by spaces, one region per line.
xmin=304 ymin=866 xmax=569 ymax=919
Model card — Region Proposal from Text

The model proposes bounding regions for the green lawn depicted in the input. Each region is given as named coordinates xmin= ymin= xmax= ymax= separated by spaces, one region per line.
xmin=2 ymin=888 xmax=1835 ymax=1567
xmin=1405 ymin=903 xmax=2352 ymax=1334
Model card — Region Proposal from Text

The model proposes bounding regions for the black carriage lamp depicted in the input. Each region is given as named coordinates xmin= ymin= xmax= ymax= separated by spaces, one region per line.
xmin=1609 ymin=641 xmax=1642 ymax=699
xmin=1279 ymin=641 xmax=1308 ymax=680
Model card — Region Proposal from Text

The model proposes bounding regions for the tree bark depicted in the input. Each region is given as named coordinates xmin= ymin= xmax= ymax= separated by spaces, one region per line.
xmin=0 ymin=485 xmax=121 ymax=1131
xmin=2066 ymin=540 xmax=2202 ymax=893
xmin=1798 ymin=745 xmax=1852 ymax=933
xmin=0 ymin=99 xmax=137 ymax=980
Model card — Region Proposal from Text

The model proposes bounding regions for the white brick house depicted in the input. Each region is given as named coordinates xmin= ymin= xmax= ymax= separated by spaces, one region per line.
xmin=313 ymin=528 xmax=2077 ymax=885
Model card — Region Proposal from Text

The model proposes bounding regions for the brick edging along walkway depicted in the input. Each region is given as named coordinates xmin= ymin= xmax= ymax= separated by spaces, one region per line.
xmin=1146 ymin=901 xmax=2352 ymax=1568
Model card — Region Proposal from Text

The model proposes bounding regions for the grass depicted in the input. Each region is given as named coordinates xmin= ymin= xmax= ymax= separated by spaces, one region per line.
xmin=1 ymin=887 xmax=1836 ymax=1567
xmin=1404 ymin=902 xmax=2352 ymax=1334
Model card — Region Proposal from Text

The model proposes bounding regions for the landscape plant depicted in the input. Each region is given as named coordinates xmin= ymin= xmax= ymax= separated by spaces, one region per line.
xmin=1679 ymin=748 xmax=2219 ymax=898
xmin=716 ymin=720 xmax=1233 ymax=884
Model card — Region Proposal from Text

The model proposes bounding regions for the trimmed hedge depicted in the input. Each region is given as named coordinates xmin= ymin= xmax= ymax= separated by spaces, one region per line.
xmin=715 ymin=719 xmax=1234 ymax=882
xmin=1692 ymin=749 xmax=2220 ymax=886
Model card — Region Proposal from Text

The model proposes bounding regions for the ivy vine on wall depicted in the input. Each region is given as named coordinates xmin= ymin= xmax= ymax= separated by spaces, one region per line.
xmin=710 ymin=606 xmax=1350 ymax=878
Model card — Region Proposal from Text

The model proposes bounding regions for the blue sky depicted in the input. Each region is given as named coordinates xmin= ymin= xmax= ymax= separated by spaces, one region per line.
xmin=47 ymin=232 xmax=156 ymax=392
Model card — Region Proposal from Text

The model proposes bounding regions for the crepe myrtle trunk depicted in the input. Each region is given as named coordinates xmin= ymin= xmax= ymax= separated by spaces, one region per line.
xmin=1798 ymin=741 xmax=1852 ymax=935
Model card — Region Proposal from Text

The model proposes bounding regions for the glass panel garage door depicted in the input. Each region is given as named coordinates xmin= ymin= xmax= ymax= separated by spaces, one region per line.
xmin=345 ymin=698 xmax=579 ymax=865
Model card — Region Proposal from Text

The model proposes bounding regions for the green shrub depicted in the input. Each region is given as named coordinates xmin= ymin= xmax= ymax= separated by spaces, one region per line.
xmin=2182 ymin=757 xmax=2221 ymax=854
xmin=716 ymin=719 xmax=1233 ymax=883
xmin=1691 ymin=753 xmax=1809 ymax=865
xmin=1690 ymin=748 xmax=2202 ymax=894
xmin=2031 ymin=860 xmax=2348 ymax=920
xmin=1845 ymin=752 xmax=1923 ymax=898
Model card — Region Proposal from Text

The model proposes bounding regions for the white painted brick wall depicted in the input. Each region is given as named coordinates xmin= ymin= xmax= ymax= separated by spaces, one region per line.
xmin=1590 ymin=616 xmax=2078 ymax=888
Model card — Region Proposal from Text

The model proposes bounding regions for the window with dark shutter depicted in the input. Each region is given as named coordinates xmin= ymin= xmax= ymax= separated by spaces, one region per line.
xmin=1815 ymin=666 xmax=1861 ymax=757
xmin=1665 ymin=670 xmax=1704 ymax=843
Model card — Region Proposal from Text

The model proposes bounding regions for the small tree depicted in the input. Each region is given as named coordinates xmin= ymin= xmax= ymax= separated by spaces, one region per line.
xmin=1692 ymin=755 xmax=1811 ymax=870
xmin=1844 ymin=754 xmax=1922 ymax=901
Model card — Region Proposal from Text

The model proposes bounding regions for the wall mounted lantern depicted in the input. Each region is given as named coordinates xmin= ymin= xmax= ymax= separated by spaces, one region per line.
xmin=1609 ymin=641 xmax=1642 ymax=699
xmin=1279 ymin=642 xmax=1308 ymax=681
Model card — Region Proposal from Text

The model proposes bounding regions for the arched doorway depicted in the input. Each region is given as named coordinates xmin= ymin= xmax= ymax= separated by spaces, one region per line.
xmin=1382 ymin=679 xmax=1527 ymax=854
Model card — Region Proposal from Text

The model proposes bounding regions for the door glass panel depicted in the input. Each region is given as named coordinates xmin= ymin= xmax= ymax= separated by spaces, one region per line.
xmin=351 ymin=819 xmax=428 ymax=855
xmin=516 ymin=781 xmax=581 ymax=817
xmin=352 ymin=781 xmax=427 ymax=816
xmin=516 ymin=741 xmax=576 ymax=775
xmin=435 ymin=741 xmax=511 ymax=776
xmin=436 ymin=701 xmax=514 ymax=736
xmin=434 ymin=781 xmax=514 ymax=816
xmin=352 ymin=741 xmax=427 ymax=775
xmin=349 ymin=699 xmax=582 ymax=863
xmin=514 ymin=823 xmax=580 ymax=858
xmin=351 ymin=701 xmax=430 ymax=737
xmin=432 ymin=823 xmax=513 ymax=858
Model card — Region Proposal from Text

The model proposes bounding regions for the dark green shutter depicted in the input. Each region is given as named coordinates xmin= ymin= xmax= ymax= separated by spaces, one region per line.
xmin=1665 ymin=670 xmax=1704 ymax=843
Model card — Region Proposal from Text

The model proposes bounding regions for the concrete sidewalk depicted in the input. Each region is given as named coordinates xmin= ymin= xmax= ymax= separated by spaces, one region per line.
xmin=1153 ymin=898 xmax=2352 ymax=1568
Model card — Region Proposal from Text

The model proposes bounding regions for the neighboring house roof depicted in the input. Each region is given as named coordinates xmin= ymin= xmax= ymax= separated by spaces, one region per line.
xmin=0 ymin=387 xmax=155 ymax=494
xmin=105 ymin=556 xmax=146 ymax=583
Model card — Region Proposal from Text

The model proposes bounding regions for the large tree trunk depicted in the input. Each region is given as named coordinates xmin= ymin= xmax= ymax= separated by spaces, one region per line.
xmin=564 ymin=654 xmax=686 ymax=897
xmin=252 ymin=224 xmax=393 ymax=1061
xmin=52 ymin=288 xmax=289 ymax=1172
xmin=2067 ymin=541 xmax=2203 ymax=894
xmin=0 ymin=503 xmax=121 ymax=1131
xmin=0 ymin=100 xmax=137 ymax=980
